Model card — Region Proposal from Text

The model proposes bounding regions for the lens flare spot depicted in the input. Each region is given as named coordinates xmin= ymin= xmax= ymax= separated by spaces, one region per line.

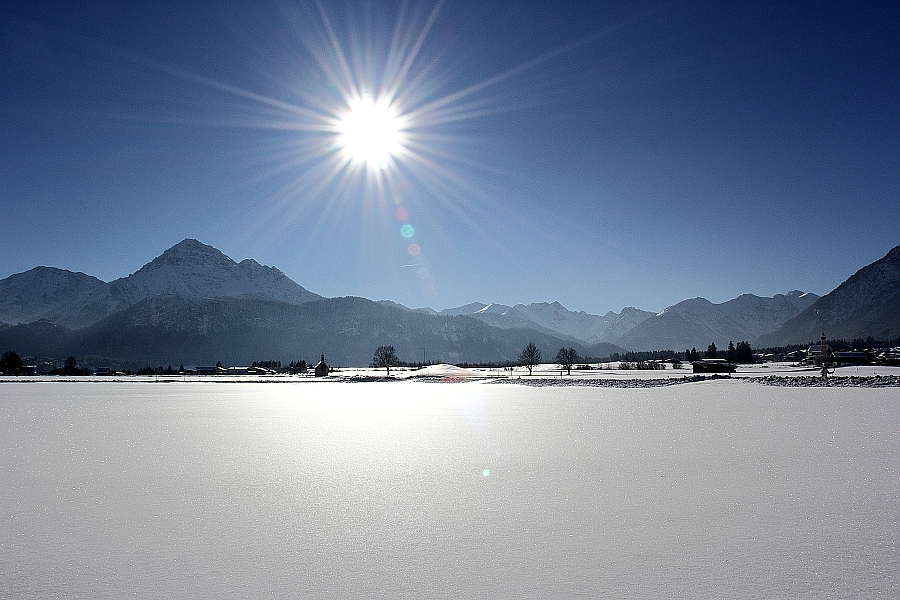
xmin=482 ymin=469 xmax=491 ymax=477
xmin=400 ymin=223 xmax=415 ymax=238
xmin=395 ymin=206 xmax=410 ymax=222
xmin=407 ymin=243 xmax=421 ymax=256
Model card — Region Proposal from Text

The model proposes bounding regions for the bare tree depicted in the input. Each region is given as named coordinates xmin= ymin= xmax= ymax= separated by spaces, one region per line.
xmin=555 ymin=347 xmax=579 ymax=375
xmin=372 ymin=345 xmax=399 ymax=376
xmin=518 ymin=342 xmax=541 ymax=376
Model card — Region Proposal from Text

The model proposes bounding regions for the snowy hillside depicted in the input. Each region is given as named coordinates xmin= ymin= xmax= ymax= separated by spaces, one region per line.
xmin=0 ymin=267 xmax=111 ymax=328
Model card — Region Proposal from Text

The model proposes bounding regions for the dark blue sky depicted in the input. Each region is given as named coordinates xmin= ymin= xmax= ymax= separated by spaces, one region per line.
xmin=2 ymin=1 xmax=897 ymax=314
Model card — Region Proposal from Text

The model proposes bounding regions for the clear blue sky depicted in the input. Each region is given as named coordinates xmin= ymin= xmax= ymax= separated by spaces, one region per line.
xmin=2 ymin=1 xmax=897 ymax=314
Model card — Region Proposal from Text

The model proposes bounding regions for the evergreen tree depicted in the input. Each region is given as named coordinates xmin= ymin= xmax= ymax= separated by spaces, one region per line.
xmin=706 ymin=343 xmax=718 ymax=359
xmin=735 ymin=341 xmax=754 ymax=364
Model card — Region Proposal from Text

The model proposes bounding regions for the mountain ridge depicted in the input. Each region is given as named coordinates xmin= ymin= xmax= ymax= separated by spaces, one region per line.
xmin=2 ymin=239 xmax=894 ymax=366
xmin=615 ymin=290 xmax=820 ymax=351
xmin=757 ymin=245 xmax=900 ymax=346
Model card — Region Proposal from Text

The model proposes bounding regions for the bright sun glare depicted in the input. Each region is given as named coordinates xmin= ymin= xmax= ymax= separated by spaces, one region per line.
xmin=336 ymin=97 xmax=406 ymax=170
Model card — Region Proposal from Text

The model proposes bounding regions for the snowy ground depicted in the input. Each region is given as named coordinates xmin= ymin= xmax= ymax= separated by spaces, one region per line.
xmin=1 ymin=377 xmax=899 ymax=598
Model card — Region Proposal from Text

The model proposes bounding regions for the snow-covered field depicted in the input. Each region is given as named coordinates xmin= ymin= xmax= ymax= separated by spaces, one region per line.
xmin=2 ymin=376 xmax=898 ymax=598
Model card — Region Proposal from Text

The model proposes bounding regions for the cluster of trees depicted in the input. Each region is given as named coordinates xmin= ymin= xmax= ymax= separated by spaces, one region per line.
xmin=609 ymin=350 xmax=677 ymax=363
xmin=136 ymin=365 xmax=182 ymax=376
xmin=286 ymin=360 xmax=308 ymax=373
xmin=50 ymin=356 xmax=93 ymax=376
xmin=0 ymin=351 xmax=91 ymax=376
xmin=1 ymin=351 xmax=24 ymax=375
xmin=252 ymin=360 xmax=282 ymax=371
xmin=518 ymin=343 xmax=583 ymax=376
xmin=687 ymin=341 xmax=755 ymax=363
xmin=607 ymin=343 xmax=757 ymax=366
xmin=681 ymin=341 xmax=754 ymax=363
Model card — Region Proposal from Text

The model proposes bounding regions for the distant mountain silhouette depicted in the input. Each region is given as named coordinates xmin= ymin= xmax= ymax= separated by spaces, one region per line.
xmin=438 ymin=302 xmax=655 ymax=345
xmin=757 ymin=245 xmax=900 ymax=347
xmin=438 ymin=292 xmax=821 ymax=352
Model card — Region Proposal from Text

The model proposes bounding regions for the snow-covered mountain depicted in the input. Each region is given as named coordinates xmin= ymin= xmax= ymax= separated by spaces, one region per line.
xmin=600 ymin=307 xmax=657 ymax=343
xmin=614 ymin=291 xmax=820 ymax=351
xmin=0 ymin=267 xmax=111 ymax=329
xmin=0 ymin=239 xmax=321 ymax=329
xmin=108 ymin=239 xmax=322 ymax=307
xmin=757 ymin=245 xmax=900 ymax=346
xmin=438 ymin=301 xmax=655 ymax=344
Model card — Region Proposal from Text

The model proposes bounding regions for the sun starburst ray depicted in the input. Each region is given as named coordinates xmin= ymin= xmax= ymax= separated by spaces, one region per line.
xmin=93 ymin=0 xmax=605 ymax=305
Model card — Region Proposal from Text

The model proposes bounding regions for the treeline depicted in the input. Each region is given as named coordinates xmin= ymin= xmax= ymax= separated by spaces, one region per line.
xmin=0 ymin=351 xmax=321 ymax=376
xmin=611 ymin=342 xmax=756 ymax=364
xmin=0 ymin=352 xmax=94 ymax=376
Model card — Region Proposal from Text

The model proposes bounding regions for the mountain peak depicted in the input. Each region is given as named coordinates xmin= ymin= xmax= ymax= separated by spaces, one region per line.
xmin=884 ymin=244 xmax=900 ymax=262
xmin=152 ymin=239 xmax=234 ymax=266
xmin=171 ymin=238 xmax=211 ymax=251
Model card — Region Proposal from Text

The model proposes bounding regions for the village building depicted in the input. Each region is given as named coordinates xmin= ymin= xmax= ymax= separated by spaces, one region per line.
xmin=314 ymin=354 xmax=329 ymax=377
xmin=692 ymin=358 xmax=736 ymax=373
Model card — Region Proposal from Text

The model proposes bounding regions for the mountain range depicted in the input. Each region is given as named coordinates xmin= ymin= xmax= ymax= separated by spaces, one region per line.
xmin=1 ymin=239 xmax=897 ymax=368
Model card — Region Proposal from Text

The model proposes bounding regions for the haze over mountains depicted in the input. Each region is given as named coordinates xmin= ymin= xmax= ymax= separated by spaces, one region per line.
xmin=432 ymin=302 xmax=656 ymax=346
xmin=1 ymin=239 xmax=897 ymax=368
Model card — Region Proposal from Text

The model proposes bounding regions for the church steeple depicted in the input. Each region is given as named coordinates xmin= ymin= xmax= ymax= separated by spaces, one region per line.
xmin=314 ymin=353 xmax=329 ymax=377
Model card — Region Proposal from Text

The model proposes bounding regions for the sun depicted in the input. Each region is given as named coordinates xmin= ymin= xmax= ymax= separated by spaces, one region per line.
xmin=336 ymin=96 xmax=407 ymax=170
